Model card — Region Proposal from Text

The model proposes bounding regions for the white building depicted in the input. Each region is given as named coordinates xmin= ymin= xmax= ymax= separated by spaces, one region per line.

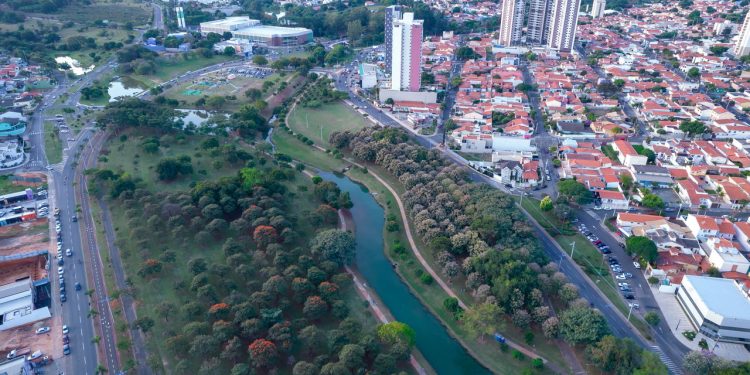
xmin=359 ymin=63 xmax=379 ymax=90
xmin=199 ymin=16 xmax=260 ymax=34
xmin=735 ymin=13 xmax=750 ymax=57
xmin=684 ymin=214 xmax=720 ymax=240
xmin=591 ymin=0 xmax=606 ymax=18
xmin=498 ymin=0 xmax=525 ymax=46
xmin=0 ymin=280 xmax=51 ymax=331
xmin=677 ymin=275 xmax=750 ymax=344
xmin=705 ymin=238 xmax=750 ymax=274
xmin=391 ymin=13 xmax=423 ymax=92
xmin=547 ymin=0 xmax=581 ymax=51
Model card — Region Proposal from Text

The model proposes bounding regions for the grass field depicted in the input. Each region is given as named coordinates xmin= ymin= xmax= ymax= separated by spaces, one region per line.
xmin=54 ymin=3 xmax=152 ymax=25
xmin=273 ymin=130 xmax=348 ymax=172
xmin=0 ymin=175 xmax=29 ymax=195
xmin=128 ymin=54 xmax=239 ymax=87
xmin=98 ymin=131 xmax=243 ymax=192
xmin=164 ymin=71 xmax=278 ymax=107
xmin=43 ymin=122 xmax=63 ymax=164
xmin=288 ymin=103 xmax=372 ymax=148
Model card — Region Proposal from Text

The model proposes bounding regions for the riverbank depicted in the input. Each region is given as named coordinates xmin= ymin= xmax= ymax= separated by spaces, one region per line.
xmin=338 ymin=209 xmax=434 ymax=375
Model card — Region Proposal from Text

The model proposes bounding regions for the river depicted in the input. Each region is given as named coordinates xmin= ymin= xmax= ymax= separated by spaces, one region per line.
xmin=319 ymin=172 xmax=490 ymax=375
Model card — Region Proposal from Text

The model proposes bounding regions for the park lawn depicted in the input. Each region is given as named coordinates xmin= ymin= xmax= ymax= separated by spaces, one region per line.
xmin=518 ymin=197 xmax=653 ymax=339
xmin=43 ymin=121 xmax=63 ymax=164
xmin=273 ymin=129 xmax=347 ymax=172
xmin=288 ymin=102 xmax=372 ymax=148
xmin=53 ymin=2 xmax=152 ymax=25
xmin=98 ymin=130 xmax=245 ymax=192
xmin=164 ymin=72 xmax=279 ymax=109
xmin=129 ymin=55 xmax=239 ymax=86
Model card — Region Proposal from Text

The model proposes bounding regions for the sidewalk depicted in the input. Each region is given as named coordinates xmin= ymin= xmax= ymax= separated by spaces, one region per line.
xmin=650 ymin=285 xmax=750 ymax=362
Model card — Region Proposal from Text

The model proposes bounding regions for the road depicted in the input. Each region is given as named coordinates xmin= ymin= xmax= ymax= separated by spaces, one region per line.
xmin=152 ymin=3 xmax=165 ymax=32
xmin=329 ymin=60 xmax=687 ymax=372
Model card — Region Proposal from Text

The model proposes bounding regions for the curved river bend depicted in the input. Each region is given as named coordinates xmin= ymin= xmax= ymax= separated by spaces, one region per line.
xmin=320 ymin=172 xmax=490 ymax=375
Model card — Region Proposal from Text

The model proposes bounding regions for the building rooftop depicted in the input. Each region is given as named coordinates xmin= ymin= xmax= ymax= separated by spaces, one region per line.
xmin=235 ymin=25 xmax=312 ymax=38
xmin=684 ymin=275 xmax=750 ymax=321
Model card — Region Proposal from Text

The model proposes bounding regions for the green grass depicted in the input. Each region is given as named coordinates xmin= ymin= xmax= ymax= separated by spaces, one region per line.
xmin=288 ymin=102 xmax=371 ymax=148
xmin=273 ymin=129 xmax=347 ymax=172
xmin=129 ymin=55 xmax=239 ymax=86
xmin=0 ymin=175 xmax=29 ymax=195
xmin=54 ymin=3 xmax=152 ymax=25
xmin=43 ymin=121 xmax=63 ymax=164
xmin=98 ymin=131 xmax=244 ymax=192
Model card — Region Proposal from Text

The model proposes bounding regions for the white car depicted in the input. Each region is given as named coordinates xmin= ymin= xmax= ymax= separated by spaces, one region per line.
xmin=65 ymin=249 xmax=72 ymax=257
xmin=57 ymin=267 xmax=64 ymax=275
xmin=36 ymin=327 xmax=50 ymax=334
xmin=628 ymin=302 xmax=640 ymax=309
xmin=633 ymin=261 xmax=641 ymax=269
xmin=615 ymin=274 xmax=627 ymax=280
xmin=62 ymin=325 xmax=69 ymax=334
xmin=6 ymin=350 xmax=17 ymax=359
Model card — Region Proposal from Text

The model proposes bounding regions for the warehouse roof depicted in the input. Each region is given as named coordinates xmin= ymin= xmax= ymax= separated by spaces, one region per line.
xmin=684 ymin=275 xmax=750 ymax=321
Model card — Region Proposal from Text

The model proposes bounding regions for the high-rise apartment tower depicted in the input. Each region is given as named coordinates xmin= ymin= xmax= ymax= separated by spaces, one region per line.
xmin=498 ymin=0 xmax=581 ymax=51
xmin=385 ymin=5 xmax=403 ymax=72
xmin=391 ymin=13 xmax=423 ymax=92
xmin=547 ymin=0 xmax=581 ymax=51
xmin=735 ymin=12 xmax=750 ymax=57
xmin=591 ymin=0 xmax=606 ymax=18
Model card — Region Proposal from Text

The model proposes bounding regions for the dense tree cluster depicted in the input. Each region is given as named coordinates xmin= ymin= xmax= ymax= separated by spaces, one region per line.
xmin=93 ymin=147 xmax=412 ymax=373
xmin=298 ymin=77 xmax=349 ymax=108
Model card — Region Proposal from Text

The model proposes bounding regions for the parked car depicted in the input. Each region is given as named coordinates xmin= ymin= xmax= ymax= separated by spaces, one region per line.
xmin=623 ymin=293 xmax=635 ymax=300
xmin=62 ymin=325 xmax=69 ymax=334
xmin=62 ymin=335 xmax=69 ymax=344
xmin=633 ymin=262 xmax=641 ymax=269
xmin=6 ymin=350 xmax=17 ymax=359
xmin=60 ymin=293 xmax=66 ymax=302
xmin=57 ymin=267 xmax=64 ymax=275
xmin=628 ymin=302 xmax=640 ymax=309
xmin=615 ymin=274 xmax=627 ymax=280
xmin=624 ymin=272 xmax=633 ymax=279
xmin=63 ymin=345 xmax=70 ymax=356
xmin=36 ymin=327 xmax=50 ymax=334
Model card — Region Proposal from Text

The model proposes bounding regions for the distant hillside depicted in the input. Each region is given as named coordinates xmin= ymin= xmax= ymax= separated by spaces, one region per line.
xmin=5 ymin=0 xmax=79 ymax=14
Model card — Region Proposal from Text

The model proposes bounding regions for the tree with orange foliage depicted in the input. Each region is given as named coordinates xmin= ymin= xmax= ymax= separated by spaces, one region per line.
xmin=208 ymin=303 xmax=230 ymax=320
xmin=248 ymin=339 xmax=278 ymax=368
xmin=253 ymin=225 xmax=278 ymax=249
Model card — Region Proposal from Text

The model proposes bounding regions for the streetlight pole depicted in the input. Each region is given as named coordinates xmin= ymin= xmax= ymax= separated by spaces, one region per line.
xmin=570 ymin=241 xmax=576 ymax=259
xmin=627 ymin=303 xmax=633 ymax=321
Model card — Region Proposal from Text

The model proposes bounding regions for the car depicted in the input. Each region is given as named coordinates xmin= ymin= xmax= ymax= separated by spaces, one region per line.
xmin=27 ymin=351 xmax=42 ymax=361
xmin=57 ymin=267 xmax=63 ymax=275
xmin=628 ymin=302 xmax=640 ymax=309
xmin=36 ymin=327 xmax=50 ymax=334
xmin=65 ymin=249 xmax=72 ymax=257
xmin=615 ymin=274 xmax=627 ymax=280
xmin=601 ymin=248 xmax=612 ymax=254
xmin=623 ymin=293 xmax=635 ymax=300
xmin=60 ymin=294 xmax=66 ymax=302
xmin=618 ymin=282 xmax=630 ymax=287
xmin=62 ymin=335 xmax=69 ymax=344
xmin=633 ymin=261 xmax=641 ymax=269
xmin=75 ymin=282 xmax=81 ymax=291
xmin=57 ymin=259 xmax=63 ymax=266
xmin=71 ymin=215 xmax=77 ymax=222
xmin=60 ymin=284 xmax=65 ymax=292
xmin=594 ymin=240 xmax=603 ymax=245
xmin=624 ymin=272 xmax=633 ymax=278
xmin=63 ymin=345 xmax=70 ymax=355
xmin=6 ymin=350 xmax=17 ymax=359
xmin=62 ymin=325 xmax=69 ymax=334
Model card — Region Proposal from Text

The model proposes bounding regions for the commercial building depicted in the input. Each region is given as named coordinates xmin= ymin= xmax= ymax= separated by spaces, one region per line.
xmin=384 ymin=5 xmax=403 ymax=72
xmin=199 ymin=17 xmax=313 ymax=48
xmin=677 ymin=275 xmax=750 ymax=343
xmin=359 ymin=63 xmax=379 ymax=89
xmin=0 ymin=279 xmax=51 ymax=331
xmin=734 ymin=12 xmax=750 ymax=57
xmin=199 ymin=16 xmax=259 ymax=34
xmin=498 ymin=0 xmax=525 ymax=46
xmin=390 ymin=13 xmax=423 ymax=92
xmin=547 ymin=0 xmax=581 ymax=51
xmin=591 ymin=0 xmax=606 ymax=18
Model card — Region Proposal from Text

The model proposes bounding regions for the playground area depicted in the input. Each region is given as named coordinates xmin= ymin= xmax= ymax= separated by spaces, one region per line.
xmin=167 ymin=66 xmax=275 ymax=102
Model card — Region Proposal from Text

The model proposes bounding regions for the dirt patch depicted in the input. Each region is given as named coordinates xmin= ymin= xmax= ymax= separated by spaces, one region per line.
xmin=0 ymin=314 xmax=63 ymax=362
xmin=0 ymin=219 xmax=48 ymax=240
xmin=262 ymin=75 xmax=306 ymax=117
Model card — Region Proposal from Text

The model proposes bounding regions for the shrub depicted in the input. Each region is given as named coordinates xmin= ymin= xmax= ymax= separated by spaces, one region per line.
xmin=419 ymin=274 xmax=434 ymax=285
xmin=512 ymin=350 xmax=525 ymax=361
